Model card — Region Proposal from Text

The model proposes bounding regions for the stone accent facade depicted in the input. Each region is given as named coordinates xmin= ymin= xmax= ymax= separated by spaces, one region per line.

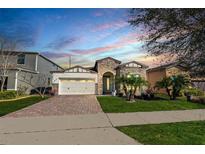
xmin=117 ymin=67 xmax=147 ymax=79
xmin=96 ymin=58 xmax=120 ymax=94
xmin=94 ymin=57 xmax=148 ymax=95
xmin=116 ymin=66 xmax=147 ymax=94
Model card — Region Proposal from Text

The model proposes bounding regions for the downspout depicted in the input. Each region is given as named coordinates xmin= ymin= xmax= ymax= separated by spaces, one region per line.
xmin=35 ymin=54 xmax=38 ymax=72
xmin=14 ymin=71 xmax=19 ymax=91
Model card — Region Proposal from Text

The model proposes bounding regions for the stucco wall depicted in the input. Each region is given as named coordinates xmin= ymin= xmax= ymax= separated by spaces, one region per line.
xmin=0 ymin=53 xmax=37 ymax=71
xmin=147 ymin=67 xmax=187 ymax=93
xmin=7 ymin=70 xmax=17 ymax=90
xmin=147 ymin=69 xmax=167 ymax=93
xmin=37 ymin=56 xmax=60 ymax=74
xmin=166 ymin=67 xmax=187 ymax=77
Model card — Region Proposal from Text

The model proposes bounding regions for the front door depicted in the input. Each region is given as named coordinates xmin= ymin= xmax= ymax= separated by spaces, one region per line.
xmin=103 ymin=76 xmax=113 ymax=94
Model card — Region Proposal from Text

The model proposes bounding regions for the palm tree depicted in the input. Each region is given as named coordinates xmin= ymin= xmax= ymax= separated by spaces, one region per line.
xmin=116 ymin=75 xmax=128 ymax=96
xmin=117 ymin=74 xmax=148 ymax=101
xmin=133 ymin=76 xmax=148 ymax=94
xmin=155 ymin=74 xmax=190 ymax=100
xmin=155 ymin=77 xmax=172 ymax=99
xmin=171 ymin=74 xmax=190 ymax=100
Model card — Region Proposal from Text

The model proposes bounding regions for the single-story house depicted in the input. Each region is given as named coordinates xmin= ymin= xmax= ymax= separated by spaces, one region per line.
xmin=51 ymin=57 xmax=148 ymax=95
xmin=147 ymin=62 xmax=205 ymax=92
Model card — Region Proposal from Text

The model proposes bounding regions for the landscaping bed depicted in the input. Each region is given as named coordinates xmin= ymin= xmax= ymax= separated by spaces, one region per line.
xmin=97 ymin=96 xmax=205 ymax=113
xmin=0 ymin=95 xmax=48 ymax=117
xmin=117 ymin=121 xmax=205 ymax=145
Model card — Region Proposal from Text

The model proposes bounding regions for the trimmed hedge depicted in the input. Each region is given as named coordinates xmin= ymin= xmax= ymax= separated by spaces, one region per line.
xmin=0 ymin=90 xmax=17 ymax=100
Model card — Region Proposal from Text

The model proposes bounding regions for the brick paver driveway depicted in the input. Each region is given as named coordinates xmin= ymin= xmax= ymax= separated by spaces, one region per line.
xmin=4 ymin=95 xmax=102 ymax=118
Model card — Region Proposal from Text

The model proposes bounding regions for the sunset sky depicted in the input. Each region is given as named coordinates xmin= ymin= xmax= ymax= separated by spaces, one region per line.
xmin=0 ymin=8 xmax=160 ymax=68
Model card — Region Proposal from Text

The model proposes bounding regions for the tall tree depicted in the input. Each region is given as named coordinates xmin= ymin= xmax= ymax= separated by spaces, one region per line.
xmin=129 ymin=9 xmax=205 ymax=76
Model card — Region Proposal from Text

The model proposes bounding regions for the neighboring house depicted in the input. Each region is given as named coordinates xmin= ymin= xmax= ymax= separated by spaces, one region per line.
xmin=146 ymin=62 xmax=205 ymax=92
xmin=0 ymin=51 xmax=63 ymax=93
xmin=52 ymin=57 xmax=148 ymax=95
xmin=191 ymin=78 xmax=205 ymax=91
xmin=147 ymin=62 xmax=188 ymax=91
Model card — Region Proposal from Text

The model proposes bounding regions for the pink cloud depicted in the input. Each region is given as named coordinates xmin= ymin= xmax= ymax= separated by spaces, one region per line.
xmin=92 ymin=9 xmax=120 ymax=17
xmin=92 ymin=20 xmax=129 ymax=32
xmin=70 ymin=32 xmax=144 ymax=56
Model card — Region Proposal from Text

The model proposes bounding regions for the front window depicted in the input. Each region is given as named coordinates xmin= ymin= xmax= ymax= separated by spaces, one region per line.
xmin=17 ymin=54 xmax=25 ymax=64
xmin=127 ymin=73 xmax=140 ymax=78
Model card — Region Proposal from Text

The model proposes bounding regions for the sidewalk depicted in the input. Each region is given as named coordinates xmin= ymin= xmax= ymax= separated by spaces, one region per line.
xmin=107 ymin=109 xmax=205 ymax=126
xmin=1 ymin=109 xmax=205 ymax=144
xmin=0 ymin=113 xmax=138 ymax=145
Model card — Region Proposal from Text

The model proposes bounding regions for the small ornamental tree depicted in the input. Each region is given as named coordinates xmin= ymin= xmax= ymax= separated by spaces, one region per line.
xmin=18 ymin=71 xmax=49 ymax=98
xmin=155 ymin=77 xmax=172 ymax=99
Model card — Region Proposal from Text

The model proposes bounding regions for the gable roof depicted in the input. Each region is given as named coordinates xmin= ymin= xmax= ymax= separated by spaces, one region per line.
xmin=1 ymin=50 xmax=64 ymax=70
xmin=117 ymin=61 xmax=148 ymax=69
xmin=147 ymin=62 xmax=187 ymax=72
xmin=51 ymin=65 xmax=96 ymax=73
xmin=96 ymin=57 xmax=121 ymax=64
xmin=93 ymin=57 xmax=121 ymax=72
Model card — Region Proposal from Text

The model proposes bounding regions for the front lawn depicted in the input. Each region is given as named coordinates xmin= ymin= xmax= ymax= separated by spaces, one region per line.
xmin=0 ymin=96 xmax=48 ymax=117
xmin=117 ymin=121 xmax=205 ymax=144
xmin=97 ymin=96 xmax=205 ymax=113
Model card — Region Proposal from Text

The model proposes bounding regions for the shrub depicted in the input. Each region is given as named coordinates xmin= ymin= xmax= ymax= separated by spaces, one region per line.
xmin=0 ymin=90 xmax=17 ymax=100
xmin=191 ymin=96 xmax=205 ymax=104
xmin=17 ymin=85 xmax=28 ymax=96
xmin=118 ymin=92 xmax=124 ymax=97
xmin=182 ymin=88 xmax=204 ymax=96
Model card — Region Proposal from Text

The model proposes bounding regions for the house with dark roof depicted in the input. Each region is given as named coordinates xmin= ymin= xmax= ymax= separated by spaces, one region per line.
xmin=52 ymin=57 xmax=148 ymax=95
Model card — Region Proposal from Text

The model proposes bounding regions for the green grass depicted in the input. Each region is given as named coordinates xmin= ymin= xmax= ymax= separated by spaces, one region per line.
xmin=97 ymin=96 xmax=205 ymax=113
xmin=117 ymin=121 xmax=205 ymax=144
xmin=0 ymin=96 xmax=48 ymax=116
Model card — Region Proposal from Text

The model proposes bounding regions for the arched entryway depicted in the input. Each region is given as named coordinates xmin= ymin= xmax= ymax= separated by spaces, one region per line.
xmin=102 ymin=72 xmax=115 ymax=94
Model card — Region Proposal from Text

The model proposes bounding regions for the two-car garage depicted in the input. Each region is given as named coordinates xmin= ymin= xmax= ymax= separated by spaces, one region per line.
xmin=58 ymin=78 xmax=96 ymax=95
xmin=51 ymin=66 xmax=97 ymax=95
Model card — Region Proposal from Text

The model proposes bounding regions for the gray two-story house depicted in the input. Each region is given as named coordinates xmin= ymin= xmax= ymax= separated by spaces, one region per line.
xmin=0 ymin=51 xmax=63 ymax=93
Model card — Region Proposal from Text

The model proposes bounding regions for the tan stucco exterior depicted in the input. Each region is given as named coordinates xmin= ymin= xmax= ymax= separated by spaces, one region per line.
xmin=147 ymin=66 xmax=188 ymax=93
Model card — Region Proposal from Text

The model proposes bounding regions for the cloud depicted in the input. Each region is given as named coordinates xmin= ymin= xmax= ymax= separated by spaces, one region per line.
xmin=70 ymin=32 xmax=144 ymax=56
xmin=92 ymin=20 xmax=129 ymax=32
xmin=45 ymin=36 xmax=81 ymax=50
xmin=92 ymin=9 xmax=120 ymax=17
xmin=41 ymin=51 xmax=73 ymax=59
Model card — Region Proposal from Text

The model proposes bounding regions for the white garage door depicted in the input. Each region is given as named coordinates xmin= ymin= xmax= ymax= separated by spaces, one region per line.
xmin=59 ymin=79 xmax=96 ymax=95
